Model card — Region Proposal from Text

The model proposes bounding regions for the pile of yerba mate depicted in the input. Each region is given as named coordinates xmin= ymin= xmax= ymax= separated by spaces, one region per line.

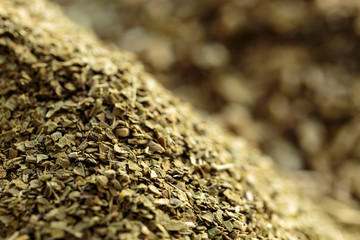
xmin=54 ymin=1 xmax=360 ymax=225
xmin=0 ymin=0 xmax=352 ymax=239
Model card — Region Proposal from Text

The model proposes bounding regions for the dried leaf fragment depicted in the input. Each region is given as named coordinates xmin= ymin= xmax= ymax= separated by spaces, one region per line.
xmin=115 ymin=127 xmax=130 ymax=138
xmin=148 ymin=141 xmax=165 ymax=153
xmin=0 ymin=167 xmax=6 ymax=179
xmin=163 ymin=220 xmax=189 ymax=231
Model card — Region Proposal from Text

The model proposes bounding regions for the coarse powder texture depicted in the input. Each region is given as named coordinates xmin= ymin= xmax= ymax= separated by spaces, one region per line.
xmin=0 ymin=0 xmax=352 ymax=239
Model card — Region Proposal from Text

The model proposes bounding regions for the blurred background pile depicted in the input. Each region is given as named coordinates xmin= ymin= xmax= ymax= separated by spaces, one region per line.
xmin=53 ymin=0 xmax=360 ymax=232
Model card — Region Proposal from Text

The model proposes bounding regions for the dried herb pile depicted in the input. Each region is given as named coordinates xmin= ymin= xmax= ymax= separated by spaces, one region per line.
xmin=53 ymin=0 xmax=360 ymax=228
xmin=0 ymin=0 xmax=353 ymax=239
